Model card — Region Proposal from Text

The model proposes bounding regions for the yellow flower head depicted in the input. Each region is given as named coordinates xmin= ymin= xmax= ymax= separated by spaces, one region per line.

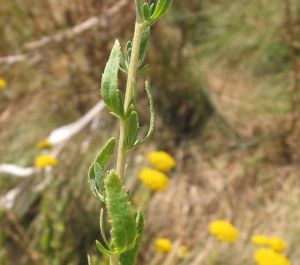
xmin=268 ymin=237 xmax=287 ymax=253
xmin=251 ymin=235 xmax=287 ymax=253
xmin=254 ymin=248 xmax=291 ymax=265
xmin=35 ymin=155 xmax=58 ymax=169
xmin=251 ymin=234 xmax=270 ymax=247
xmin=209 ymin=220 xmax=239 ymax=243
xmin=36 ymin=139 xmax=52 ymax=149
xmin=0 ymin=79 xmax=7 ymax=90
xmin=147 ymin=151 xmax=176 ymax=172
xmin=139 ymin=168 xmax=169 ymax=191
xmin=177 ymin=245 xmax=190 ymax=258
xmin=155 ymin=238 xmax=173 ymax=253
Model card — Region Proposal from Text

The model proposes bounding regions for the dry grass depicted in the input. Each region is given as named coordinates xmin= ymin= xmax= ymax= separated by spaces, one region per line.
xmin=1 ymin=0 xmax=300 ymax=264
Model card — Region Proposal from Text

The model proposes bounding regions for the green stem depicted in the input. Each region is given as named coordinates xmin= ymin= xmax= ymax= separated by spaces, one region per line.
xmin=113 ymin=21 xmax=145 ymax=265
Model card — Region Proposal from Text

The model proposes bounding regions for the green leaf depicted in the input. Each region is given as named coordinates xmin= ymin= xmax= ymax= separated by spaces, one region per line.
xmin=120 ymin=65 xmax=128 ymax=75
xmin=105 ymin=171 xmax=137 ymax=253
xmin=88 ymin=165 xmax=104 ymax=201
xmin=120 ymin=210 xmax=145 ymax=265
xmin=149 ymin=2 xmax=156 ymax=15
xmin=143 ymin=3 xmax=151 ymax=21
xmin=100 ymin=208 xmax=110 ymax=247
xmin=120 ymin=53 xmax=128 ymax=74
xmin=94 ymin=163 xmax=105 ymax=194
xmin=96 ymin=240 xmax=116 ymax=256
xmin=150 ymin=0 xmax=172 ymax=21
xmin=111 ymin=90 xmax=125 ymax=118
xmin=138 ymin=27 xmax=150 ymax=70
xmin=134 ymin=81 xmax=155 ymax=147
xmin=137 ymin=64 xmax=149 ymax=75
xmin=101 ymin=40 xmax=124 ymax=118
xmin=89 ymin=137 xmax=116 ymax=172
xmin=124 ymin=103 xmax=136 ymax=120
xmin=126 ymin=40 xmax=132 ymax=51
xmin=88 ymin=138 xmax=116 ymax=200
xmin=126 ymin=53 xmax=132 ymax=69
xmin=126 ymin=110 xmax=140 ymax=149
xmin=88 ymin=163 xmax=105 ymax=201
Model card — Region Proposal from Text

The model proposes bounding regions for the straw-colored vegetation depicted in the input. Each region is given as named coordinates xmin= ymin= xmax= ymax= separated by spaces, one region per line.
xmin=0 ymin=0 xmax=299 ymax=264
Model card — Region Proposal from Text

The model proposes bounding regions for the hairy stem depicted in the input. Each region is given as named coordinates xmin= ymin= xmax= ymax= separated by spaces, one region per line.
xmin=124 ymin=22 xmax=145 ymax=110
xmin=113 ymin=22 xmax=145 ymax=265
xmin=116 ymin=22 xmax=145 ymax=179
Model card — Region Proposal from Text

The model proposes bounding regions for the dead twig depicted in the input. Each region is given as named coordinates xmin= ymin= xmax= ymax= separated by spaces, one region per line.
xmin=24 ymin=0 xmax=128 ymax=51
xmin=0 ymin=54 xmax=28 ymax=65
xmin=0 ymin=0 xmax=128 ymax=65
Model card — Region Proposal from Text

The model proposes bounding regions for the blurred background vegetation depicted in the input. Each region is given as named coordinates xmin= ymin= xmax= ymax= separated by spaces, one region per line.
xmin=0 ymin=0 xmax=300 ymax=264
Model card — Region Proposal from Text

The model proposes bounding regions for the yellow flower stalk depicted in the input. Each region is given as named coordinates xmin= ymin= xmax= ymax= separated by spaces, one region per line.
xmin=36 ymin=139 xmax=52 ymax=149
xmin=251 ymin=234 xmax=270 ymax=247
xmin=0 ymin=79 xmax=7 ymax=90
xmin=209 ymin=220 xmax=239 ymax=242
xmin=254 ymin=248 xmax=291 ymax=265
xmin=139 ymin=167 xmax=169 ymax=191
xmin=35 ymin=155 xmax=58 ymax=169
xmin=147 ymin=151 xmax=176 ymax=172
xmin=155 ymin=238 xmax=173 ymax=253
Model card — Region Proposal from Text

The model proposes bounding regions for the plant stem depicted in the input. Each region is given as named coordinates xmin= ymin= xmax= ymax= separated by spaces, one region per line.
xmin=110 ymin=255 xmax=120 ymax=265
xmin=116 ymin=22 xmax=145 ymax=179
xmin=113 ymin=21 xmax=145 ymax=265
xmin=124 ymin=22 xmax=145 ymax=110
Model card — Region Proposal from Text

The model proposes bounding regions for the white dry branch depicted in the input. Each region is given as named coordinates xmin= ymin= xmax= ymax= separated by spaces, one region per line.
xmin=0 ymin=165 xmax=37 ymax=178
xmin=48 ymin=101 xmax=105 ymax=144
xmin=0 ymin=54 xmax=28 ymax=65
xmin=0 ymin=186 xmax=23 ymax=210
xmin=0 ymin=101 xmax=105 ymax=210
xmin=24 ymin=0 xmax=128 ymax=50
xmin=0 ymin=0 xmax=128 ymax=65
xmin=0 ymin=1 xmax=120 ymax=207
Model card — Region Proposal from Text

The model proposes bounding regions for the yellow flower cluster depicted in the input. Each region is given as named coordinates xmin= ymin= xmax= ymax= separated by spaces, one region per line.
xmin=139 ymin=151 xmax=175 ymax=191
xmin=207 ymin=223 xmax=290 ymax=263
xmin=154 ymin=237 xmax=189 ymax=257
xmin=155 ymin=238 xmax=173 ymax=253
xmin=0 ymin=79 xmax=7 ymax=90
xmin=139 ymin=168 xmax=169 ymax=191
xmin=147 ymin=151 xmax=176 ymax=172
xmin=35 ymin=155 xmax=58 ymax=169
xmin=209 ymin=220 xmax=239 ymax=243
xmin=269 ymin=237 xmax=287 ymax=253
xmin=36 ymin=139 xmax=53 ymax=149
xmin=254 ymin=248 xmax=291 ymax=265
xmin=251 ymin=235 xmax=287 ymax=253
